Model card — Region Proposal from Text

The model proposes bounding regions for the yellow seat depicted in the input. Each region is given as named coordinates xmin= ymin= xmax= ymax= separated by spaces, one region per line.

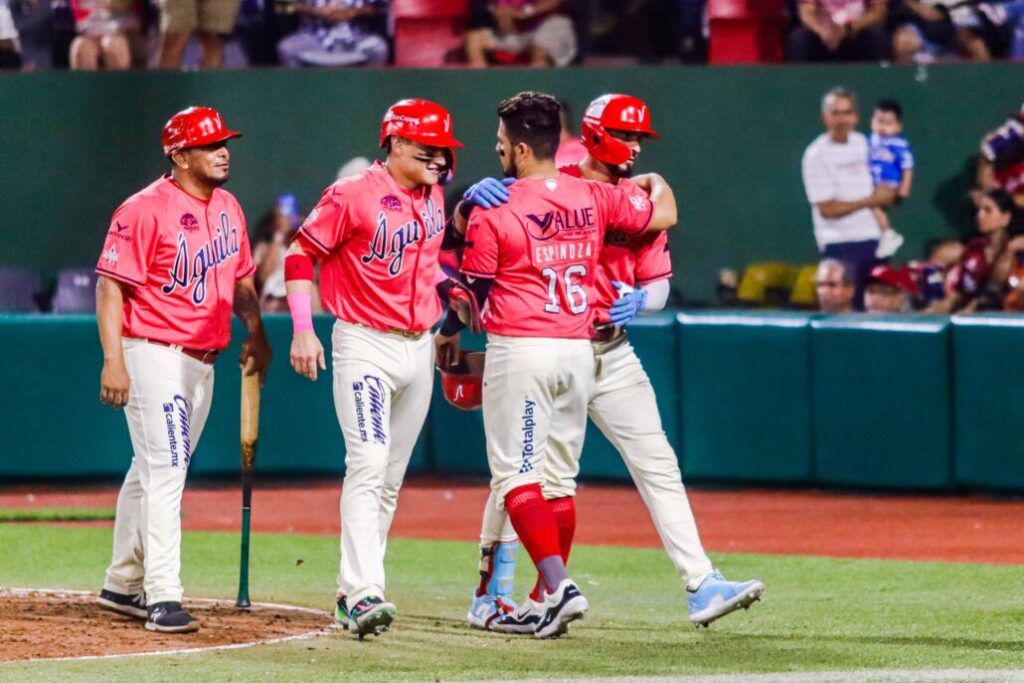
xmin=788 ymin=264 xmax=819 ymax=308
xmin=737 ymin=262 xmax=796 ymax=306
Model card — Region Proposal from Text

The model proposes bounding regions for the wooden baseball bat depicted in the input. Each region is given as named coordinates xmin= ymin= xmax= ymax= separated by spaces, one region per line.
xmin=236 ymin=357 xmax=260 ymax=609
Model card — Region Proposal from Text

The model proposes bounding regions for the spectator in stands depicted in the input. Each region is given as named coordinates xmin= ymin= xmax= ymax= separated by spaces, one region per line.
xmin=787 ymin=0 xmax=889 ymax=62
xmin=156 ymin=0 xmax=244 ymax=68
xmin=802 ymin=87 xmax=897 ymax=307
xmin=815 ymin=258 xmax=856 ymax=313
xmin=69 ymin=0 xmax=139 ymax=70
xmin=253 ymin=194 xmax=299 ymax=312
xmin=0 ymin=0 xmax=22 ymax=69
xmin=976 ymin=103 xmax=1024 ymax=220
xmin=927 ymin=189 xmax=1021 ymax=313
xmin=277 ymin=0 xmax=387 ymax=67
xmin=891 ymin=0 xmax=992 ymax=63
xmin=868 ymin=98 xmax=912 ymax=258
xmin=464 ymin=0 xmax=577 ymax=67
xmin=863 ymin=264 xmax=917 ymax=313
xmin=555 ymin=99 xmax=586 ymax=166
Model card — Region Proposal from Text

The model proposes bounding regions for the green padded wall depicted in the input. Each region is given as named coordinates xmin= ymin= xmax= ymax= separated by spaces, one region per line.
xmin=678 ymin=311 xmax=814 ymax=483
xmin=0 ymin=314 xmax=428 ymax=479
xmin=810 ymin=315 xmax=952 ymax=489
xmin=2 ymin=63 xmax=1020 ymax=302
xmin=951 ymin=315 xmax=1024 ymax=490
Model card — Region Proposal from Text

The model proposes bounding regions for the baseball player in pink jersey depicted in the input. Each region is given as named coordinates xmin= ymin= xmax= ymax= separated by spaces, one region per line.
xmin=434 ymin=91 xmax=678 ymax=638
xmin=284 ymin=98 xmax=460 ymax=639
xmin=95 ymin=106 xmax=271 ymax=633
xmin=465 ymin=94 xmax=765 ymax=634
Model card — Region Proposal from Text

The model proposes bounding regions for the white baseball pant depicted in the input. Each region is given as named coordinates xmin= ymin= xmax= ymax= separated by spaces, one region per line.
xmin=332 ymin=321 xmax=432 ymax=605
xmin=482 ymin=335 xmax=595 ymax=506
xmin=103 ymin=339 xmax=214 ymax=604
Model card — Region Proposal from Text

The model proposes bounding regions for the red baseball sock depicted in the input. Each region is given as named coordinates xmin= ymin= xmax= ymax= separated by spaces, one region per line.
xmin=530 ymin=496 xmax=576 ymax=601
xmin=504 ymin=484 xmax=562 ymax=570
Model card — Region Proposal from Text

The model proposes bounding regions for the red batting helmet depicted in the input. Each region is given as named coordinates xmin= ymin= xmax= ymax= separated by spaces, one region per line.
xmin=380 ymin=99 xmax=462 ymax=184
xmin=162 ymin=106 xmax=241 ymax=157
xmin=580 ymin=94 xmax=660 ymax=166
xmin=437 ymin=350 xmax=485 ymax=411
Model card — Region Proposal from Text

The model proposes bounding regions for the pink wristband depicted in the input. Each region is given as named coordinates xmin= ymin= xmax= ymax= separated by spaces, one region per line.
xmin=286 ymin=293 xmax=314 ymax=333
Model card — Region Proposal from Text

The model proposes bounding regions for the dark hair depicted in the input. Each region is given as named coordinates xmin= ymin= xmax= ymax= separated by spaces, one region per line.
xmin=497 ymin=91 xmax=562 ymax=160
xmin=985 ymin=188 xmax=1016 ymax=215
xmin=875 ymin=99 xmax=903 ymax=121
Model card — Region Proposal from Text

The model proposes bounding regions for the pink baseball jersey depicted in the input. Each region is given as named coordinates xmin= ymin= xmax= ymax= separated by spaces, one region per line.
xmin=95 ymin=175 xmax=255 ymax=350
xmin=297 ymin=162 xmax=446 ymax=333
xmin=461 ymin=175 xmax=654 ymax=339
xmin=560 ymin=165 xmax=673 ymax=320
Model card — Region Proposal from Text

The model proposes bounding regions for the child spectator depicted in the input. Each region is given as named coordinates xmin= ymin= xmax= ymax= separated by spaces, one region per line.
xmin=869 ymin=99 xmax=913 ymax=258
xmin=276 ymin=0 xmax=388 ymax=67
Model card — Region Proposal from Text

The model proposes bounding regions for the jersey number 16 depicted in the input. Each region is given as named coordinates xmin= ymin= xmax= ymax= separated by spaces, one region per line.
xmin=542 ymin=265 xmax=588 ymax=315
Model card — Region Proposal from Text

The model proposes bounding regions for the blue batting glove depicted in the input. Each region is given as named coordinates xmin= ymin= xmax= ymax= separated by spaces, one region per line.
xmin=608 ymin=281 xmax=648 ymax=326
xmin=463 ymin=177 xmax=512 ymax=209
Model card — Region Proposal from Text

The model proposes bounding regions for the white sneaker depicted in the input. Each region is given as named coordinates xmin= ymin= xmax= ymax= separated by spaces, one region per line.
xmin=534 ymin=579 xmax=588 ymax=639
xmin=490 ymin=596 xmax=544 ymax=634
xmin=875 ymin=229 xmax=904 ymax=259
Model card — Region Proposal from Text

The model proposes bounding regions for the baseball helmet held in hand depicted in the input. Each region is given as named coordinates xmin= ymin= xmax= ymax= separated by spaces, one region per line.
xmin=581 ymin=94 xmax=659 ymax=166
xmin=437 ymin=350 xmax=485 ymax=411
xmin=162 ymin=106 xmax=242 ymax=157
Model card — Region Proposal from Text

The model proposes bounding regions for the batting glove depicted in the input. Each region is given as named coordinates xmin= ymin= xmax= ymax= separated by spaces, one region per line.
xmin=609 ymin=281 xmax=648 ymax=327
xmin=463 ymin=177 xmax=514 ymax=209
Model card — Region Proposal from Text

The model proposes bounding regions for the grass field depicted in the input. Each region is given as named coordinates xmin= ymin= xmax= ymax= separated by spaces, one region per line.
xmin=2 ymin=524 xmax=1024 ymax=682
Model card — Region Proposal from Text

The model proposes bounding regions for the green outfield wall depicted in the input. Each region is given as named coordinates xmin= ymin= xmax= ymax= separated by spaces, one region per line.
xmin=0 ymin=63 xmax=1019 ymax=302
xmin=4 ymin=312 xmax=1024 ymax=492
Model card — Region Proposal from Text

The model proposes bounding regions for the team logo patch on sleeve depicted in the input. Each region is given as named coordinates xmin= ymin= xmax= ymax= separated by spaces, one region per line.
xmin=102 ymin=246 xmax=119 ymax=265
xmin=629 ymin=195 xmax=649 ymax=211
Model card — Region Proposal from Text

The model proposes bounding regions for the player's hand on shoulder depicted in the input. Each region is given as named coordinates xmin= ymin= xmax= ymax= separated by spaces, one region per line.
xmin=240 ymin=329 xmax=273 ymax=387
xmin=290 ymin=330 xmax=325 ymax=382
xmin=462 ymin=177 xmax=514 ymax=209
xmin=99 ymin=358 xmax=130 ymax=409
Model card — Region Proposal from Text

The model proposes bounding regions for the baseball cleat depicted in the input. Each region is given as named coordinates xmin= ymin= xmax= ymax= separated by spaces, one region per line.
xmin=334 ymin=594 xmax=351 ymax=629
xmin=467 ymin=592 xmax=518 ymax=630
xmin=490 ymin=596 xmax=544 ymax=634
xmin=347 ymin=596 xmax=396 ymax=639
xmin=687 ymin=570 xmax=765 ymax=628
xmin=145 ymin=601 xmax=199 ymax=633
xmin=534 ymin=579 xmax=588 ymax=639
xmin=97 ymin=588 xmax=147 ymax=620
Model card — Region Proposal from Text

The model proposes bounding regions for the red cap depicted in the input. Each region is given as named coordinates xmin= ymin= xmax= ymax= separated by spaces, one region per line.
xmin=162 ymin=106 xmax=242 ymax=157
xmin=437 ymin=350 xmax=485 ymax=411
xmin=580 ymin=94 xmax=659 ymax=166
xmin=379 ymin=99 xmax=462 ymax=150
xmin=866 ymin=265 xmax=919 ymax=295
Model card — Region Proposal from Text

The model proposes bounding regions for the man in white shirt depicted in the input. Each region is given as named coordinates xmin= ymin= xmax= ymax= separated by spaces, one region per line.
xmin=802 ymin=86 xmax=896 ymax=307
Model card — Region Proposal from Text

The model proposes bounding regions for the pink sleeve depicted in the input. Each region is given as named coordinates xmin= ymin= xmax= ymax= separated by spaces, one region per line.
xmin=95 ymin=199 xmax=158 ymax=286
xmin=235 ymin=208 xmax=256 ymax=280
xmin=297 ymin=185 xmax=350 ymax=254
xmin=461 ymin=210 xmax=500 ymax=278
xmin=634 ymin=231 xmax=673 ymax=285
xmin=591 ymin=180 xmax=654 ymax=237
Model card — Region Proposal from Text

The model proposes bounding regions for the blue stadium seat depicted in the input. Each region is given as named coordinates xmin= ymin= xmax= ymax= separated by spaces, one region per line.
xmin=52 ymin=268 xmax=98 ymax=314
xmin=0 ymin=267 xmax=42 ymax=312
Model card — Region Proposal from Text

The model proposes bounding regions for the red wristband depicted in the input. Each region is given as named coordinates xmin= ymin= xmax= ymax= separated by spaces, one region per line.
xmin=285 ymin=252 xmax=315 ymax=281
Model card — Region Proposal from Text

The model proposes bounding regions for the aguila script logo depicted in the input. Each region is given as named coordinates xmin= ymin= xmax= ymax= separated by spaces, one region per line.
xmin=361 ymin=196 xmax=444 ymax=276
xmin=162 ymin=211 xmax=240 ymax=305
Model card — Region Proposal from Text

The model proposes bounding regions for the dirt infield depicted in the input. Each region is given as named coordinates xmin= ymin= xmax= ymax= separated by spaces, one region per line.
xmin=0 ymin=589 xmax=337 ymax=662
xmin=2 ymin=479 xmax=1024 ymax=564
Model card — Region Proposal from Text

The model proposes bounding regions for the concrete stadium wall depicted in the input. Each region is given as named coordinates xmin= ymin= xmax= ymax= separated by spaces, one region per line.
xmin=3 ymin=312 xmax=1022 ymax=492
xmin=0 ymin=63 xmax=1019 ymax=302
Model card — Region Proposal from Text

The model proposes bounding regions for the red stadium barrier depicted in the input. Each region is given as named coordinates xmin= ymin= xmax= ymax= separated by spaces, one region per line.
xmin=707 ymin=0 xmax=786 ymax=65
xmin=392 ymin=0 xmax=470 ymax=67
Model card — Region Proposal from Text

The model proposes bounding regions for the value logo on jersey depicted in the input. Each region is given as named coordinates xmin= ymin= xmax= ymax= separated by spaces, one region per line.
xmin=361 ymin=196 xmax=444 ymax=276
xmin=161 ymin=211 xmax=240 ymax=305
xmin=107 ymin=221 xmax=133 ymax=243
xmin=525 ymin=207 xmax=596 ymax=242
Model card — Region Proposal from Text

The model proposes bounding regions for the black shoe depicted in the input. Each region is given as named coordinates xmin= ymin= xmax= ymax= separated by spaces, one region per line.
xmin=145 ymin=601 xmax=199 ymax=633
xmin=97 ymin=589 xmax=147 ymax=620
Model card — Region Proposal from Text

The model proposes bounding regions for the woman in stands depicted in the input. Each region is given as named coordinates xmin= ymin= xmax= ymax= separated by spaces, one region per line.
xmin=928 ymin=189 xmax=1022 ymax=313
